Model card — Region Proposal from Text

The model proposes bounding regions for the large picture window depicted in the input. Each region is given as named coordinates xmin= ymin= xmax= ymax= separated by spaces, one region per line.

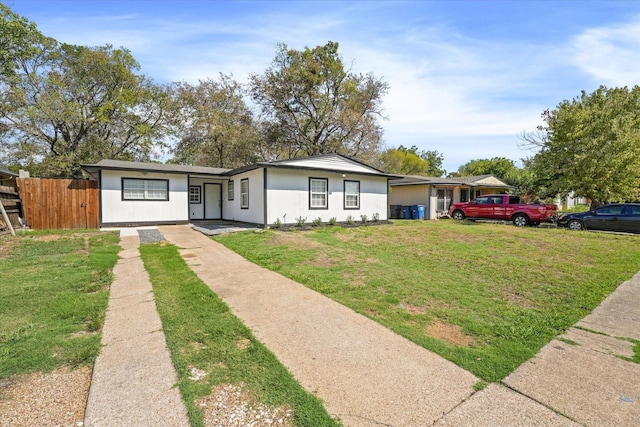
xmin=228 ymin=180 xmax=234 ymax=200
xmin=240 ymin=178 xmax=249 ymax=209
xmin=122 ymin=178 xmax=169 ymax=201
xmin=310 ymin=178 xmax=328 ymax=209
xmin=344 ymin=180 xmax=360 ymax=209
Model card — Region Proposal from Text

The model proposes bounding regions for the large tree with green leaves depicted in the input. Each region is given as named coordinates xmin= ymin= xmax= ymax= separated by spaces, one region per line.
xmin=378 ymin=145 xmax=445 ymax=176
xmin=1 ymin=5 xmax=169 ymax=177
xmin=0 ymin=2 xmax=46 ymax=80
xmin=449 ymin=157 xmax=543 ymax=200
xmin=522 ymin=85 xmax=640 ymax=205
xmin=249 ymin=41 xmax=389 ymax=164
xmin=450 ymin=157 xmax=517 ymax=179
xmin=168 ymin=75 xmax=259 ymax=168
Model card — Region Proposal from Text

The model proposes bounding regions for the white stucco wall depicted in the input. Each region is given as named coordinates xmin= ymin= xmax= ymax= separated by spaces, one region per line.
xmin=222 ymin=168 xmax=264 ymax=224
xmin=100 ymin=170 xmax=188 ymax=225
xmin=188 ymin=177 xmax=224 ymax=220
xmin=264 ymin=168 xmax=388 ymax=225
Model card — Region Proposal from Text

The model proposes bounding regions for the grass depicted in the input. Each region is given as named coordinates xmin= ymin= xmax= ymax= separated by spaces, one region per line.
xmin=139 ymin=242 xmax=340 ymax=427
xmin=629 ymin=340 xmax=640 ymax=364
xmin=0 ymin=230 xmax=120 ymax=378
xmin=214 ymin=220 xmax=640 ymax=382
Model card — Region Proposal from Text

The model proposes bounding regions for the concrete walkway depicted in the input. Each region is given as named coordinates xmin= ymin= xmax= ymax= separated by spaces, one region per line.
xmin=159 ymin=225 xmax=479 ymax=426
xmin=87 ymin=224 xmax=640 ymax=426
xmin=84 ymin=231 xmax=189 ymax=426
xmin=502 ymin=272 xmax=640 ymax=427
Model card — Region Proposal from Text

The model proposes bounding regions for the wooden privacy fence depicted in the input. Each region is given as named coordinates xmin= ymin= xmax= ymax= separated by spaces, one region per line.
xmin=17 ymin=178 xmax=99 ymax=230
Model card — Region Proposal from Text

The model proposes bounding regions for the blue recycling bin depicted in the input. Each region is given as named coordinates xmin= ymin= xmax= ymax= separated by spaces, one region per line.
xmin=411 ymin=205 xmax=426 ymax=220
xmin=400 ymin=206 xmax=412 ymax=219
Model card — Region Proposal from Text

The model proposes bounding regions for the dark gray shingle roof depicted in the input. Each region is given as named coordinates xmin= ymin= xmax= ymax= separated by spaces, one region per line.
xmin=82 ymin=159 xmax=231 ymax=176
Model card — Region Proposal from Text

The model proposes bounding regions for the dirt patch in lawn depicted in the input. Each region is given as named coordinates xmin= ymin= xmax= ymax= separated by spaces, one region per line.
xmin=427 ymin=320 xmax=476 ymax=347
xmin=304 ymin=252 xmax=337 ymax=267
xmin=501 ymin=289 xmax=536 ymax=308
xmin=399 ymin=302 xmax=429 ymax=315
xmin=334 ymin=232 xmax=355 ymax=242
xmin=33 ymin=234 xmax=62 ymax=242
xmin=270 ymin=232 xmax=321 ymax=249
xmin=236 ymin=337 xmax=251 ymax=350
xmin=344 ymin=272 xmax=366 ymax=287
xmin=0 ymin=236 xmax=16 ymax=259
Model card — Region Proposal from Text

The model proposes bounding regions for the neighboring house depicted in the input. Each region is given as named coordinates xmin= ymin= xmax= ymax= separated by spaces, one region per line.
xmin=82 ymin=154 xmax=397 ymax=227
xmin=388 ymin=174 xmax=512 ymax=220
xmin=555 ymin=192 xmax=588 ymax=210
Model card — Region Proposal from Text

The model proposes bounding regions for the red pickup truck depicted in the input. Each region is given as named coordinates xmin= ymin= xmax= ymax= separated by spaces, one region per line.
xmin=448 ymin=194 xmax=557 ymax=226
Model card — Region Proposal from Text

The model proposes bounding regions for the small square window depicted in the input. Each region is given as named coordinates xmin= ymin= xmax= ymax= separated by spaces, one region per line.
xmin=189 ymin=186 xmax=201 ymax=204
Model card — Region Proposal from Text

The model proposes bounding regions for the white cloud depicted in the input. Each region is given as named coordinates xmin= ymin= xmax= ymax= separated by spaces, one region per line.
xmin=572 ymin=18 xmax=640 ymax=87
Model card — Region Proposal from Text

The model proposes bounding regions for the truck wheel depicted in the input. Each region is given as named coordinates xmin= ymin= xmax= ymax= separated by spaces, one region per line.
xmin=512 ymin=214 xmax=529 ymax=227
xmin=567 ymin=219 xmax=584 ymax=230
xmin=451 ymin=210 xmax=465 ymax=220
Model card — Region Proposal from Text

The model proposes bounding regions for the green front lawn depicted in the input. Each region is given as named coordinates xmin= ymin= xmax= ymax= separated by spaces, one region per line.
xmin=0 ymin=231 xmax=120 ymax=378
xmin=215 ymin=220 xmax=640 ymax=382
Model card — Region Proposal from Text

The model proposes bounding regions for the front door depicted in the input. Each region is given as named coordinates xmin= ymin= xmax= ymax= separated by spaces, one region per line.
xmin=204 ymin=183 xmax=221 ymax=219
xmin=436 ymin=189 xmax=453 ymax=214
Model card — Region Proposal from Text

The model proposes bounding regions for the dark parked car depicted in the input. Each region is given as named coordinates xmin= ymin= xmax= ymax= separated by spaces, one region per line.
xmin=557 ymin=203 xmax=640 ymax=234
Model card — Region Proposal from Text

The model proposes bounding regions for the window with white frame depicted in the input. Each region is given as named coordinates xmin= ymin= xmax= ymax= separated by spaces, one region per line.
xmin=240 ymin=178 xmax=249 ymax=209
xmin=437 ymin=189 xmax=453 ymax=212
xmin=228 ymin=180 xmax=234 ymax=200
xmin=344 ymin=180 xmax=360 ymax=209
xmin=189 ymin=186 xmax=201 ymax=204
xmin=122 ymin=178 xmax=169 ymax=201
xmin=310 ymin=178 xmax=328 ymax=209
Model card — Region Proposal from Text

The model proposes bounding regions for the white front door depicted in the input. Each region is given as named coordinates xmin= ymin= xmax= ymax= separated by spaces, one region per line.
xmin=204 ymin=183 xmax=221 ymax=219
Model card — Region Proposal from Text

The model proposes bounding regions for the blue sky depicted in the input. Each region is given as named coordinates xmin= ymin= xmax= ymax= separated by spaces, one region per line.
xmin=7 ymin=0 xmax=640 ymax=172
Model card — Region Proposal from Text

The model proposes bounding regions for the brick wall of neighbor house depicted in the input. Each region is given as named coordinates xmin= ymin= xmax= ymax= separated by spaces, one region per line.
xmin=16 ymin=178 xmax=99 ymax=229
